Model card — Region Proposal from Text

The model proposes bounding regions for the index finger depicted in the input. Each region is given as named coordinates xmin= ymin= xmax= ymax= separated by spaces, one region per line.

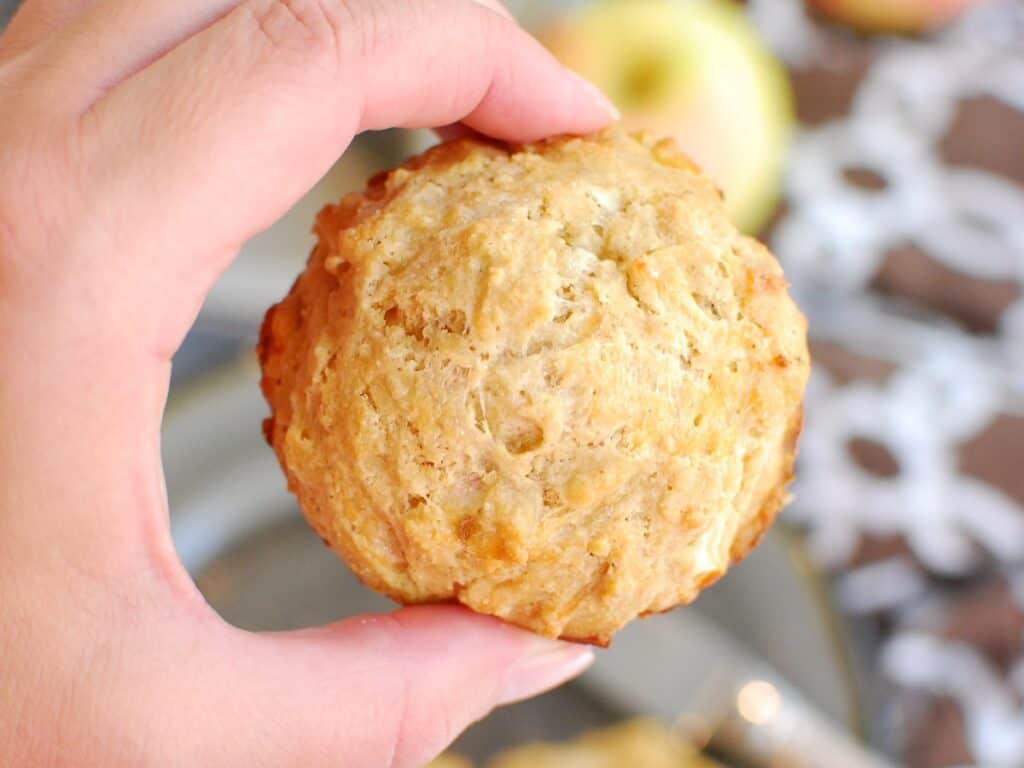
xmin=75 ymin=0 xmax=616 ymax=350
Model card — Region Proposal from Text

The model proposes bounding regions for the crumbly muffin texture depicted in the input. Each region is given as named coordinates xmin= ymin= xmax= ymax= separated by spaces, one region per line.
xmin=259 ymin=128 xmax=808 ymax=644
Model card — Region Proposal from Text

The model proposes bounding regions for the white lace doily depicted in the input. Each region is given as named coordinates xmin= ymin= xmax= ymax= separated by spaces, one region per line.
xmin=748 ymin=0 xmax=1024 ymax=763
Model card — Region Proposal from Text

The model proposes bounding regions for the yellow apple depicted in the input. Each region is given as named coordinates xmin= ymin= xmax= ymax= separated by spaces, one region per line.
xmin=808 ymin=0 xmax=980 ymax=33
xmin=539 ymin=0 xmax=793 ymax=234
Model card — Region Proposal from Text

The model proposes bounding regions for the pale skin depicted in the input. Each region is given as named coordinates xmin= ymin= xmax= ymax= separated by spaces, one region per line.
xmin=0 ymin=1 xmax=618 ymax=764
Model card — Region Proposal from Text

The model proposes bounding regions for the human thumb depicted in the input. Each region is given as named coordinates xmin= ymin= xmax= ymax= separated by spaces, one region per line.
xmin=191 ymin=605 xmax=594 ymax=767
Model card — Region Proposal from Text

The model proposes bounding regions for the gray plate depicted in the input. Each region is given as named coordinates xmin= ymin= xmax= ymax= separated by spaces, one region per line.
xmin=163 ymin=357 xmax=860 ymax=763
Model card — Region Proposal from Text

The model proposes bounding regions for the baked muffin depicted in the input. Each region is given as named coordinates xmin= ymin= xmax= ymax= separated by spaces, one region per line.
xmin=259 ymin=127 xmax=808 ymax=644
xmin=425 ymin=754 xmax=473 ymax=768
xmin=488 ymin=719 xmax=719 ymax=768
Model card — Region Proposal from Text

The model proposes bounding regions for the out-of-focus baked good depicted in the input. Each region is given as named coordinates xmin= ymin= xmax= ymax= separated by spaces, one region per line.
xmin=259 ymin=127 xmax=808 ymax=644
xmin=425 ymin=754 xmax=474 ymax=768
xmin=427 ymin=719 xmax=719 ymax=768
xmin=488 ymin=719 xmax=720 ymax=768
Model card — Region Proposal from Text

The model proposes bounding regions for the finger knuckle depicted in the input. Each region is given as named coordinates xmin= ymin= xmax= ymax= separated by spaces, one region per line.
xmin=245 ymin=0 xmax=376 ymax=76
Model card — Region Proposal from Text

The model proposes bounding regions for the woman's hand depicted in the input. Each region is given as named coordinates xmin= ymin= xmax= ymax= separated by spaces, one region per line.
xmin=0 ymin=1 xmax=615 ymax=764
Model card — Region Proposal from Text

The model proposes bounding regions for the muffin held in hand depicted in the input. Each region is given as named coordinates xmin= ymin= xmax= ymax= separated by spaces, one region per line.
xmin=258 ymin=128 xmax=808 ymax=644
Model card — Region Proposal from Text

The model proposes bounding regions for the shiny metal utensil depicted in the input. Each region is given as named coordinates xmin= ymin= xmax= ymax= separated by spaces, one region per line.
xmin=580 ymin=609 xmax=897 ymax=768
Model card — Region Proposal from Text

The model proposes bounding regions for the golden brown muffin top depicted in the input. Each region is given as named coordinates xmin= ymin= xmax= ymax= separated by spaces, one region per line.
xmin=259 ymin=127 xmax=808 ymax=643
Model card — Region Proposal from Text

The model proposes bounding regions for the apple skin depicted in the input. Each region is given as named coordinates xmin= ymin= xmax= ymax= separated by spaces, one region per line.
xmin=808 ymin=0 xmax=981 ymax=33
xmin=540 ymin=0 xmax=793 ymax=235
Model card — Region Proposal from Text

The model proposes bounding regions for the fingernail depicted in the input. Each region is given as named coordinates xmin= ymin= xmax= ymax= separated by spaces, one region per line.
xmin=565 ymin=69 xmax=621 ymax=121
xmin=498 ymin=641 xmax=595 ymax=705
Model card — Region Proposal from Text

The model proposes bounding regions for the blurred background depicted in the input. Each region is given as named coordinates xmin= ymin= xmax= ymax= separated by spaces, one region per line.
xmin=3 ymin=0 xmax=1022 ymax=765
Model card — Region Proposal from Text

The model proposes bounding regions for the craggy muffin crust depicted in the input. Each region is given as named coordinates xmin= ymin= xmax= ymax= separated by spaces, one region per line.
xmin=259 ymin=128 xmax=809 ymax=644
